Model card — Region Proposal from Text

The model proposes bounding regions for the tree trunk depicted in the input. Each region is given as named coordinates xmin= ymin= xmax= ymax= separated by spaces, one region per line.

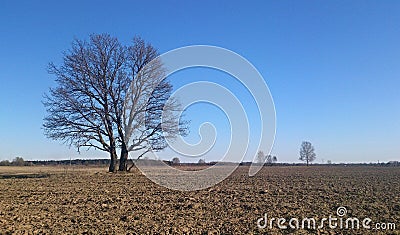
xmin=118 ymin=143 xmax=129 ymax=171
xmin=306 ymin=159 xmax=309 ymax=166
xmin=109 ymin=147 xmax=118 ymax=172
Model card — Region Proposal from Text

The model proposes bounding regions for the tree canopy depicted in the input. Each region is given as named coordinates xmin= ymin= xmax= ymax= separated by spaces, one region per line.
xmin=43 ymin=34 xmax=188 ymax=172
xmin=299 ymin=141 xmax=316 ymax=166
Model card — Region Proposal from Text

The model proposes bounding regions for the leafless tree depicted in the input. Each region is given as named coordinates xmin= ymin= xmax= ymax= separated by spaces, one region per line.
xmin=118 ymin=38 xmax=188 ymax=171
xmin=272 ymin=156 xmax=277 ymax=164
xmin=256 ymin=151 xmax=271 ymax=164
xmin=257 ymin=151 xmax=276 ymax=165
xmin=172 ymin=157 xmax=180 ymax=165
xmin=256 ymin=151 xmax=265 ymax=164
xmin=12 ymin=157 xmax=26 ymax=166
xmin=0 ymin=160 xmax=11 ymax=166
xmin=299 ymin=141 xmax=316 ymax=166
xmin=43 ymin=34 xmax=126 ymax=172
xmin=266 ymin=155 xmax=273 ymax=164
xmin=43 ymin=34 xmax=188 ymax=172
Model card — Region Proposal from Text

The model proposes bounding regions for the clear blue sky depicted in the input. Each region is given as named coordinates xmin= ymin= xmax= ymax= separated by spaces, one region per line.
xmin=0 ymin=0 xmax=399 ymax=163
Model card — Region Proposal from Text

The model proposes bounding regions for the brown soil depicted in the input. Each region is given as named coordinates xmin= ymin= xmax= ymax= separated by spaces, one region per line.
xmin=0 ymin=166 xmax=399 ymax=234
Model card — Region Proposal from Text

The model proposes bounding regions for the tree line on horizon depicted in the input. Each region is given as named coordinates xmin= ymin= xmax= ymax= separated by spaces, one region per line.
xmin=257 ymin=141 xmax=317 ymax=166
xmin=1 ymin=156 xmax=398 ymax=167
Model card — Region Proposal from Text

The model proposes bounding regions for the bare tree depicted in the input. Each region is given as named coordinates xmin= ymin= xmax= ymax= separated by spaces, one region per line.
xmin=172 ymin=157 xmax=180 ymax=165
xmin=257 ymin=151 xmax=275 ymax=165
xmin=265 ymin=155 xmax=272 ymax=164
xmin=12 ymin=157 xmax=26 ymax=166
xmin=272 ymin=156 xmax=278 ymax=164
xmin=118 ymin=37 xmax=188 ymax=171
xmin=256 ymin=151 xmax=266 ymax=164
xmin=43 ymin=34 xmax=188 ymax=172
xmin=299 ymin=141 xmax=316 ymax=166
xmin=43 ymin=34 xmax=126 ymax=172
xmin=0 ymin=160 xmax=11 ymax=166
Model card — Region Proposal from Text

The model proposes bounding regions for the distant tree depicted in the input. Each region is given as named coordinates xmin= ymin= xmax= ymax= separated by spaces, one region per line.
xmin=387 ymin=161 xmax=399 ymax=166
xmin=257 ymin=151 xmax=277 ymax=164
xmin=257 ymin=151 xmax=275 ymax=165
xmin=12 ymin=157 xmax=25 ymax=166
xmin=327 ymin=160 xmax=332 ymax=165
xmin=172 ymin=157 xmax=180 ymax=165
xmin=257 ymin=151 xmax=266 ymax=164
xmin=265 ymin=155 xmax=272 ymax=164
xmin=0 ymin=160 xmax=11 ymax=166
xmin=198 ymin=159 xmax=206 ymax=164
xmin=299 ymin=141 xmax=316 ymax=166
xmin=272 ymin=156 xmax=278 ymax=164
